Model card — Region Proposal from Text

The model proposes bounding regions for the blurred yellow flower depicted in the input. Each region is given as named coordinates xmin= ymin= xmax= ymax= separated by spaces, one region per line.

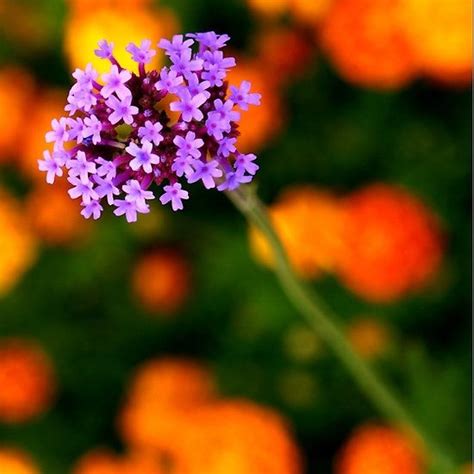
xmin=335 ymin=424 xmax=423 ymax=474
xmin=399 ymin=0 xmax=472 ymax=85
xmin=249 ymin=186 xmax=345 ymax=278
xmin=0 ymin=190 xmax=37 ymax=296
xmin=0 ymin=67 xmax=35 ymax=162
xmin=131 ymin=250 xmax=191 ymax=315
xmin=25 ymin=182 xmax=90 ymax=247
xmin=0 ymin=339 xmax=56 ymax=423
xmin=0 ymin=448 xmax=40 ymax=474
xmin=63 ymin=5 xmax=178 ymax=74
xmin=346 ymin=318 xmax=392 ymax=359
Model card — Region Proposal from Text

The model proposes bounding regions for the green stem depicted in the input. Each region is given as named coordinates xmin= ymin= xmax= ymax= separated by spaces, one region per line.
xmin=227 ymin=185 xmax=457 ymax=474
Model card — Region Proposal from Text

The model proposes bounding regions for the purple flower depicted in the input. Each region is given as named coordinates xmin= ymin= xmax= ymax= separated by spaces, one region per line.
xmin=186 ymin=73 xmax=211 ymax=98
xmin=217 ymin=170 xmax=252 ymax=191
xmin=126 ymin=40 xmax=156 ymax=64
xmin=106 ymin=95 xmax=138 ymax=125
xmin=170 ymin=48 xmax=203 ymax=77
xmin=38 ymin=150 xmax=64 ymax=184
xmin=155 ymin=68 xmax=184 ymax=93
xmin=170 ymin=90 xmax=207 ymax=122
xmin=95 ymin=175 xmax=120 ymax=205
xmin=173 ymin=131 xmax=204 ymax=159
xmin=71 ymin=64 xmax=98 ymax=89
xmin=205 ymin=112 xmax=228 ymax=140
xmin=96 ymin=157 xmax=116 ymax=179
xmin=45 ymin=118 xmax=69 ymax=150
xmin=94 ymin=39 xmax=114 ymax=59
xmin=213 ymin=99 xmax=240 ymax=123
xmin=83 ymin=115 xmax=102 ymax=144
xmin=81 ymin=200 xmax=103 ymax=220
xmin=113 ymin=199 xmax=148 ymax=222
xmin=123 ymin=179 xmax=155 ymax=209
xmin=171 ymin=155 xmax=194 ymax=178
xmin=38 ymin=32 xmax=261 ymax=220
xmin=189 ymin=32 xmax=230 ymax=52
xmin=68 ymin=176 xmax=99 ymax=204
xmin=126 ymin=140 xmax=160 ymax=173
xmin=67 ymin=151 xmax=96 ymax=181
xmin=188 ymin=159 xmax=223 ymax=189
xmin=235 ymin=153 xmax=259 ymax=175
xmin=158 ymin=34 xmax=194 ymax=57
xmin=159 ymin=183 xmax=189 ymax=211
xmin=229 ymin=80 xmax=261 ymax=111
xmin=218 ymin=137 xmax=237 ymax=157
xmin=101 ymin=65 xmax=132 ymax=100
xmin=138 ymin=120 xmax=163 ymax=146
xmin=67 ymin=117 xmax=85 ymax=142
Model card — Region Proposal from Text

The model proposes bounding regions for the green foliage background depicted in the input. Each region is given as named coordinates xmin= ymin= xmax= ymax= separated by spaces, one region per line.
xmin=0 ymin=0 xmax=470 ymax=472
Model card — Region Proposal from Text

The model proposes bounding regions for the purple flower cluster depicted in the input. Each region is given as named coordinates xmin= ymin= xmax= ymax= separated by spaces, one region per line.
xmin=38 ymin=32 xmax=261 ymax=222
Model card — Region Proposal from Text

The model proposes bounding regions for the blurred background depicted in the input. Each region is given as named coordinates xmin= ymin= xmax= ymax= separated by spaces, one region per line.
xmin=0 ymin=0 xmax=471 ymax=473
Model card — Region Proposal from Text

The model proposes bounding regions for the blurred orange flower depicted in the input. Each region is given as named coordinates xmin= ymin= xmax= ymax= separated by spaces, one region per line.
xmin=399 ymin=0 xmax=472 ymax=85
xmin=254 ymin=27 xmax=314 ymax=85
xmin=131 ymin=249 xmax=191 ymax=314
xmin=118 ymin=358 xmax=216 ymax=456
xmin=246 ymin=0 xmax=288 ymax=17
xmin=0 ymin=190 xmax=37 ymax=296
xmin=0 ymin=68 xmax=35 ymax=162
xmin=336 ymin=184 xmax=443 ymax=302
xmin=63 ymin=4 xmax=178 ymax=74
xmin=227 ymin=58 xmax=283 ymax=152
xmin=19 ymin=89 xmax=66 ymax=181
xmin=25 ymin=182 xmax=89 ymax=246
xmin=346 ymin=318 xmax=392 ymax=359
xmin=335 ymin=424 xmax=423 ymax=474
xmin=0 ymin=447 xmax=40 ymax=474
xmin=320 ymin=0 xmax=417 ymax=89
xmin=289 ymin=0 xmax=332 ymax=25
xmin=173 ymin=400 xmax=302 ymax=474
xmin=0 ymin=339 xmax=56 ymax=423
xmin=249 ymin=186 xmax=345 ymax=278
xmin=73 ymin=449 xmax=163 ymax=474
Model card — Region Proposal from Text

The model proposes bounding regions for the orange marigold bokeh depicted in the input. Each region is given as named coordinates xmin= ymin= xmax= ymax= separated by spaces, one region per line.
xmin=346 ymin=318 xmax=392 ymax=359
xmin=336 ymin=184 xmax=443 ymax=302
xmin=0 ymin=339 xmax=56 ymax=423
xmin=25 ymin=182 xmax=89 ymax=246
xmin=335 ymin=424 xmax=423 ymax=474
xmin=246 ymin=0 xmax=288 ymax=17
xmin=320 ymin=0 xmax=417 ymax=89
xmin=63 ymin=4 xmax=178 ymax=74
xmin=399 ymin=0 xmax=472 ymax=85
xmin=19 ymin=89 xmax=67 ymax=181
xmin=249 ymin=186 xmax=345 ymax=278
xmin=118 ymin=358 xmax=216 ymax=456
xmin=254 ymin=27 xmax=314 ymax=85
xmin=173 ymin=399 xmax=302 ymax=474
xmin=0 ymin=448 xmax=40 ymax=474
xmin=0 ymin=68 xmax=35 ymax=162
xmin=0 ymin=190 xmax=37 ymax=296
xmin=73 ymin=449 xmax=163 ymax=474
xmin=226 ymin=58 xmax=283 ymax=152
xmin=131 ymin=250 xmax=191 ymax=314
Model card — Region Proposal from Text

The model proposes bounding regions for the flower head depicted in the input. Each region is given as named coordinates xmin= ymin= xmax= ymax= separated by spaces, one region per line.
xmin=38 ymin=32 xmax=261 ymax=221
